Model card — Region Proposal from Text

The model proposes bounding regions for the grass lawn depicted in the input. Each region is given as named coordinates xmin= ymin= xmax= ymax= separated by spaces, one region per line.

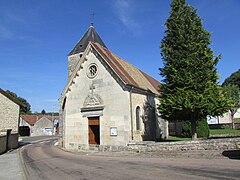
xmin=166 ymin=129 xmax=240 ymax=142
xmin=166 ymin=136 xmax=191 ymax=141
xmin=210 ymin=129 xmax=240 ymax=136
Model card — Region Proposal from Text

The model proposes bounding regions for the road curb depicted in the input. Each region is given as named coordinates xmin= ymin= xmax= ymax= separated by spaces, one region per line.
xmin=17 ymin=148 xmax=29 ymax=180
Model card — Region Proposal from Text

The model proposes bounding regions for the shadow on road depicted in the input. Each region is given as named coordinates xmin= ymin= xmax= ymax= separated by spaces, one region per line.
xmin=18 ymin=142 xmax=31 ymax=148
xmin=222 ymin=150 xmax=240 ymax=160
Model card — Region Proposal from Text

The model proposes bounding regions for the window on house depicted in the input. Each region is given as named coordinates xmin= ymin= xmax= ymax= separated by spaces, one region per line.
xmin=136 ymin=106 xmax=141 ymax=130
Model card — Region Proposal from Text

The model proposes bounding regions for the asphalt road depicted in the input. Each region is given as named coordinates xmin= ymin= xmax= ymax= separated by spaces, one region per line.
xmin=19 ymin=137 xmax=240 ymax=180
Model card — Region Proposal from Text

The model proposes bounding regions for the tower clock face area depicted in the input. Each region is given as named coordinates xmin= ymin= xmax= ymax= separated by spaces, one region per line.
xmin=87 ymin=63 xmax=98 ymax=78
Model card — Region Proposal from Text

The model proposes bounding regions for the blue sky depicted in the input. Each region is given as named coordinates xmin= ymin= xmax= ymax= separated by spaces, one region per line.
xmin=0 ymin=0 xmax=239 ymax=113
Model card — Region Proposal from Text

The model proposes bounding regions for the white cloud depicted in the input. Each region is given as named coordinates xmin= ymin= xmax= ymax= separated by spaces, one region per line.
xmin=113 ymin=0 xmax=142 ymax=35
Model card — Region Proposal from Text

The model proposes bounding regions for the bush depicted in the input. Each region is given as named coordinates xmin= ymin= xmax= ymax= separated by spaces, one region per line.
xmin=196 ymin=119 xmax=209 ymax=138
xmin=181 ymin=121 xmax=191 ymax=138
xmin=181 ymin=119 xmax=209 ymax=138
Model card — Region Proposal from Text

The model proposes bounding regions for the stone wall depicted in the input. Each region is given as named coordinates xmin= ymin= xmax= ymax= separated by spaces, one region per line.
xmin=0 ymin=135 xmax=7 ymax=154
xmin=89 ymin=138 xmax=240 ymax=153
xmin=0 ymin=132 xmax=19 ymax=154
xmin=0 ymin=93 xmax=20 ymax=132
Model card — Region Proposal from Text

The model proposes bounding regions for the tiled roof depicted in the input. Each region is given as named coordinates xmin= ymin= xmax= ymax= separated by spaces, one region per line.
xmin=21 ymin=115 xmax=38 ymax=125
xmin=92 ymin=43 xmax=160 ymax=95
xmin=21 ymin=115 xmax=59 ymax=126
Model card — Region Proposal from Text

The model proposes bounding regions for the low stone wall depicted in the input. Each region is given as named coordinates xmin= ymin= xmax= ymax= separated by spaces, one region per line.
xmin=8 ymin=133 xmax=19 ymax=149
xmin=0 ymin=135 xmax=7 ymax=154
xmin=0 ymin=132 xmax=19 ymax=154
xmin=94 ymin=138 xmax=240 ymax=153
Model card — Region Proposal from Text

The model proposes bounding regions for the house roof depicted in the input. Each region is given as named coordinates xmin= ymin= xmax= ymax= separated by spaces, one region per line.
xmin=0 ymin=88 xmax=26 ymax=107
xmin=21 ymin=115 xmax=38 ymax=126
xmin=68 ymin=25 xmax=107 ymax=56
xmin=21 ymin=115 xmax=59 ymax=126
xmin=92 ymin=43 xmax=160 ymax=95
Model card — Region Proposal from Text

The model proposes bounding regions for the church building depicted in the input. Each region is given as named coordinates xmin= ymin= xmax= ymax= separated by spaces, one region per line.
xmin=59 ymin=23 xmax=168 ymax=150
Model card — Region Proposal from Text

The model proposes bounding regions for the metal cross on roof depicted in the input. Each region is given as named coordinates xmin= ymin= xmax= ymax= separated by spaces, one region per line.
xmin=90 ymin=12 xmax=95 ymax=26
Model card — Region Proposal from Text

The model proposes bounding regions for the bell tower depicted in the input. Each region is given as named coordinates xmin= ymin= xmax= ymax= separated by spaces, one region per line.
xmin=67 ymin=23 xmax=107 ymax=79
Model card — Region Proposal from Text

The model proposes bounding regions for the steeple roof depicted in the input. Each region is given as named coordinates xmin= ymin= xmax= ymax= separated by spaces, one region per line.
xmin=68 ymin=25 xmax=106 ymax=56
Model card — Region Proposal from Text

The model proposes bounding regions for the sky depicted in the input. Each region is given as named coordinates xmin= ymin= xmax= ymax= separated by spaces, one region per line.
xmin=0 ymin=0 xmax=239 ymax=113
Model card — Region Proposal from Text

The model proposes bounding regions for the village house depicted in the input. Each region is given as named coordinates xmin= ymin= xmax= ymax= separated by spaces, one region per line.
xmin=207 ymin=110 xmax=240 ymax=130
xmin=59 ymin=24 xmax=168 ymax=151
xmin=20 ymin=114 xmax=59 ymax=136
xmin=0 ymin=88 xmax=25 ymax=133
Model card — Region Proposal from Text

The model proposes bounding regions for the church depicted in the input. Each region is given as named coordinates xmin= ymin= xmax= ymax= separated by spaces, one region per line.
xmin=59 ymin=23 xmax=168 ymax=150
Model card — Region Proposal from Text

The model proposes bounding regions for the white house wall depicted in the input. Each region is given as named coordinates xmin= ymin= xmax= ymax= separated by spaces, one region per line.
xmin=219 ymin=109 xmax=240 ymax=124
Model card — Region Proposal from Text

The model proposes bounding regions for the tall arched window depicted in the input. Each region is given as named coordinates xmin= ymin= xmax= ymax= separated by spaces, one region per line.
xmin=136 ymin=106 xmax=141 ymax=130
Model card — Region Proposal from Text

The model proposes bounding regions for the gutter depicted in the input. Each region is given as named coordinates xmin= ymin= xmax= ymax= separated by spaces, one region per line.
xmin=129 ymin=86 xmax=134 ymax=140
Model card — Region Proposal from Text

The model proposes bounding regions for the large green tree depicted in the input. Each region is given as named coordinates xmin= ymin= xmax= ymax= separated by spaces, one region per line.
xmin=222 ymin=69 xmax=240 ymax=89
xmin=159 ymin=0 xmax=229 ymax=140
xmin=6 ymin=90 xmax=31 ymax=114
xmin=223 ymin=84 xmax=240 ymax=129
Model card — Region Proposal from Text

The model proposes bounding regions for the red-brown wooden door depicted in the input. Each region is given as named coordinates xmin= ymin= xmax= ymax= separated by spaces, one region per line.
xmin=88 ymin=117 xmax=100 ymax=144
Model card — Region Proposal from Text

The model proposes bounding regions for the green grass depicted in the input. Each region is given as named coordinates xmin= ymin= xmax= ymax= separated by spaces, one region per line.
xmin=166 ymin=136 xmax=191 ymax=141
xmin=210 ymin=129 xmax=240 ymax=136
xmin=164 ymin=128 xmax=240 ymax=142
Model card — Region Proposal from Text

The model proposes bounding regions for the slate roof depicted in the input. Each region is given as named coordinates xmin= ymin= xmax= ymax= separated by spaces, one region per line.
xmin=68 ymin=25 xmax=107 ymax=56
xmin=0 ymin=88 xmax=26 ymax=107
xmin=92 ymin=43 xmax=160 ymax=95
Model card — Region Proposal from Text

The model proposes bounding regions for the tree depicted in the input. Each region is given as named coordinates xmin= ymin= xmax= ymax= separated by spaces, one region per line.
xmin=223 ymin=84 xmax=240 ymax=129
xmin=6 ymin=90 xmax=31 ymax=114
xmin=222 ymin=69 xmax=240 ymax=89
xmin=159 ymin=0 xmax=229 ymax=140
xmin=41 ymin=109 xmax=46 ymax=114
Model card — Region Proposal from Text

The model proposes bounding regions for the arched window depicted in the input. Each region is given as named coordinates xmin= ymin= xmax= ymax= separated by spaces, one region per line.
xmin=136 ymin=106 xmax=141 ymax=130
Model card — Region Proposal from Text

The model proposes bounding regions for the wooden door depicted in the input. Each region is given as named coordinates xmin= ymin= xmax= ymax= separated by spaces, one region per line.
xmin=88 ymin=117 xmax=100 ymax=144
xmin=89 ymin=126 xmax=95 ymax=144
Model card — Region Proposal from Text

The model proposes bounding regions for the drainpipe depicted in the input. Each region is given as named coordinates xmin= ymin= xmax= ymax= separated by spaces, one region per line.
xmin=129 ymin=86 xmax=134 ymax=140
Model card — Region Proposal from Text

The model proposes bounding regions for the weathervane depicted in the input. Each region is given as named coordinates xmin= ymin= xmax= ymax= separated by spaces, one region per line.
xmin=90 ymin=12 xmax=95 ymax=26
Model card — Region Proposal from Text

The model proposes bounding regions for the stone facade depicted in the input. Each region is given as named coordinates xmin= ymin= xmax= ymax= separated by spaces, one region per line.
xmin=60 ymin=47 xmax=167 ymax=150
xmin=0 ymin=91 xmax=20 ymax=132
xmin=60 ymin=25 xmax=167 ymax=151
